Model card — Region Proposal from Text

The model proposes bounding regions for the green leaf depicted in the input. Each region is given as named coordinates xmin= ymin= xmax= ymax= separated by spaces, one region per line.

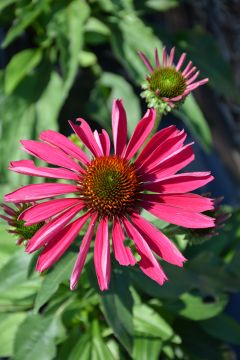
xmin=200 ymin=314 xmax=240 ymax=345
xmin=165 ymin=292 xmax=228 ymax=320
xmin=0 ymin=0 xmax=17 ymax=12
xmin=101 ymin=268 xmax=134 ymax=354
xmin=134 ymin=303 xmax=175 ymax=341
xmin=0 ymin=251 xmax=31 ymax=293
xmin=0 ymin=224 xmax=19 ymax=269
xmin=5 ymin=49 xmax=42 ymax=94
xmin=133 ymin=337 xmax=162 ymax=360
xmin=176 ymin=94 xmax=212 ymax=150
xmin=146 ymin=0 xmax=179 ymax=11
xmin=34 ymin=252 xmax=75 ymax=312
xmin=0 ymin=312 xmax=26 ymax=357
xmin=13 ymin=314 xmax=59 ymax=360
xmin=111 ymin=14 xmax=163 ymax=83
xmin=2 ymin=0 xmax=50 ymax=48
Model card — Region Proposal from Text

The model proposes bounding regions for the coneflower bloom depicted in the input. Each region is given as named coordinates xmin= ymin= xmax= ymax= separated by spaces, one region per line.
xmin=0 ymin=202 xmax=44 ymax=245
xmin=138 ymin=46 xmax=209 ymax=112
xmin=4 ymin=100 xmax=214 ymax=290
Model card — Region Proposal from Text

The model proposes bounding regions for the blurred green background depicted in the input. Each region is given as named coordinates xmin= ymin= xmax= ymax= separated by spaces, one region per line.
xmin=0 ymin=0 xmax=240 ymax=359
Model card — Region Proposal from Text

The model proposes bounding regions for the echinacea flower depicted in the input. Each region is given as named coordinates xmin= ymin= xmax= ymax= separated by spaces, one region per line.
xmin=138 ymin=46 xmax=209 ymax=112
xmin=5 ymin=100 xmax=215 ymax=290
xmin=0 ymin=202 xmax=44 ymax=245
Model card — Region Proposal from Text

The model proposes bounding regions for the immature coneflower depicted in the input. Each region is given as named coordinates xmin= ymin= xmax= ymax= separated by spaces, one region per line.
xmin=4 ymin=100 xmax=215 ymax=290
xmin=138 ymin=46 xmax=209 ymax=113
xmin=0 ymin=202 xmax=44 ymax=245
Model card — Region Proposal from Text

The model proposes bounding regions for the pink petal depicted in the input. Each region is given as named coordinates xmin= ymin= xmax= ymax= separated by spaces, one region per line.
xmin=168 ymin=47 xmax=175 ymax=66
xmin=36 ymin=212 xmax=90 ymax=272
xmin=0 ymin=204 xmax=15 ymax=216
xmin=141 ymin=193 xmax=214 ymax=212
xmin=143 ymin=172 xmax=214 ymax=193
xmin=187 ymin=71 xmax=200 ymax=85
xmin=94 ymin=130 xmax=103 ymax=153
xmin=135 ymin=125 xmax=179 ymax=167
xmin=112 ymin=99 xmax=127 ymax=156
xmin=137 ymin=131 xmax=187 ymax=171
xmin=176 ymin=53 xmax=186 ymax=71
xmin=182 ymin=61 xmax=192 ymax=76
xmin=69 ymin=119 xmax=103 ymax=157
xmin=21 ymin=140 xmax=82 ymax=173
xmin=140 ymin=143 xmax=194 ymax=180
xmin=141 ymin=201 xmax=215 ymax=228
xmin=122 ymin=218 xmax=167 ymax=285
xmin=99 ymin=130 xmax=111 ymax=156
xmin=70 ymin=213 xmax=98 ymax=290
xmin=184 ymin=66 xmax=197 ymax=79
xmin=40 ymin=130 xmax=89 ymax=165
xmin=112 ymin=218 xmax=136 ymax=266
xmin=9 ymin=160 xmax=79 ymax=180
xmin=26 ymin=202 xmax=84 ymax=253
xmin=131 ymin=213 xmax=186 ymax=266
xmin=4 ymin=183 xmax=79 ymax=203
xmin=187 ymin=78 xmax=209 ymax=91
xmin=124 ymin=108 xmax=156 ymax=160
xmin=162 ymin=46 xmax=167 ymax=66
xmin=94 ymin=217 xmax=111 ymax=291
xmin=20 ymin=198 xmax=82 ymax=225
xmin=137 ymin=51 xmax=154 ymax=73
xmin=154 ymin=48 xmax=160 ymax=68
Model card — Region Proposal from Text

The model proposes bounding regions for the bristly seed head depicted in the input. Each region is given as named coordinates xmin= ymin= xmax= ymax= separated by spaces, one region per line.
xmin=149 ymin=67 xmax=186 ymax=98
xmin=80 ymin=156 xmax=140 ymax=217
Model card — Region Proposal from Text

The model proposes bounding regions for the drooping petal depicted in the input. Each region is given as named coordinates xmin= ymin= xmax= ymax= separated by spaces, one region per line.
xmin=131 ymin=213 xmax=186 ymax=266
xmin=20 ymin=198 xmax=82 ymax=225
xmin=36 ymin=212 xmax=90 ymax=272
xmin=25 ymin=202 xmax=84 ymax=253
xmin=69 ymin=119 xmax=103 ymax=157
xmin=137 ymin=51 xmax=154 ymax=73
xmin=143 ymin=172 xmax=213 ymax=193
xmin=112 ymin=99 xmax=127 ymax=156
xmin=94 ymin=217 xmax=111 ymax=291
xmin=9 ymin=160 xmax=80 ymax=180
xmin=141 ymin=201 xmax=215 ymax=228
xmin=70 ymin=214 xmax=98 ymax=290
xmin=124 ymin=108 xmax=156 ymax=160
xmin=141 ymin=193 xmax=214 ymax=212
xmin=20 ymin=140 xmax=82 ymax=173
xmin=4 ymin=183 xmax=79 ymax=203
xmin=135 ymin=125 xmax=179 ymax=167
xmin=140 ymin=143 xmax=194 ymax=181
xmin=138 ymin=131 xmax=187 ymax=171
xmin=122 ymin=218 xmax=167 ymax=285
xmin=112 ymin=218 xmax=136 ymax=266
xmin=40 ymin=129 xmax=89 ymax=165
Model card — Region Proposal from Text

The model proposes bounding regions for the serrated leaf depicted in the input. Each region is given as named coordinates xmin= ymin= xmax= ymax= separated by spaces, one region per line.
xmin=5 ymin=49 xmax=42 ymax=94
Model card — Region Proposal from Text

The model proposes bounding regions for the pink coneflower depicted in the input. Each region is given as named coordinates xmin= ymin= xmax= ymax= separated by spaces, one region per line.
xmin=4 ymin=100 xmax=214 ymax=290
xmin=138 ymin=46 xmax=209 ymax=112
xmin=0 ymin=202 xmax=44 ymax=245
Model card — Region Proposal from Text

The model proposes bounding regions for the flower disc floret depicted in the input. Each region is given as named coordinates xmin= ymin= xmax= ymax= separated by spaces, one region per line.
xmin=149 ymin=67 xmax=186 ymax=98
xmin=81 ymin=156 xmax=140 ymax=217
